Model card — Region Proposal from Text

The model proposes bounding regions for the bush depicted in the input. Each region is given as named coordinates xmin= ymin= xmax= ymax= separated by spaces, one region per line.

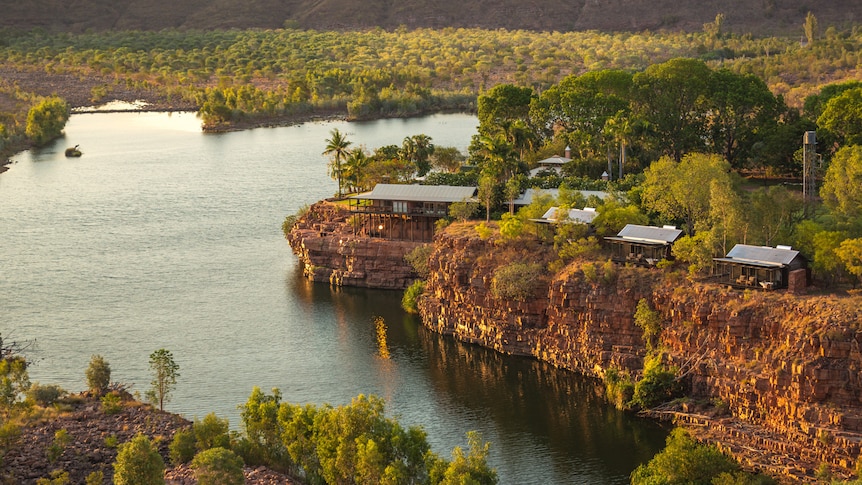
xmin=404 ymin=244 xmax=433 ymax=278
xmin=475 ymin=222 xmax=493 ymax=239
xmin=46 ymin=429 xmax=71 ymax=463
xmin=85 ymin=471 xmax=104 ymax=485
xmin=631 ymin=427 xmax=739 ymax=485
xmin=170 ymin=428 xmax=196 ymax=465
xmin=490 ymin=262 xmax=543 ymax=301
xmin=191 ymin=447 xmax=245 ymax=485
xmin=86 ymin=355 xmax=111 ymax=396
xmin=26 ymin=382 xmax=66 ymax=407
xmin=402 ymin=280 xmax=425 ymax=314
xmin=634 ymin=299 xmax=662 ymax=352
xmin=603 ymin=368 xmax=634 ymax=410
xmin=631 ymin=354 xmax=684 ymax=409
xmin=101 ymin=392 xmax=123 ymax=415
xmin=113 ymin=433 xmax=165 ymax=485
xmin=194 ymin=413 xmax=230 ymax=451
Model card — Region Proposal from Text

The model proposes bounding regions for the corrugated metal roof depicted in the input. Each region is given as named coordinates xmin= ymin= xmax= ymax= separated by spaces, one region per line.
xmin=538 ymin=206 xmax=597 ymax=224
xmin=352 ymin=184 xmax=476 ymax=203
xmin=616 ymin=224 xmax=683 ymax=244
xmin=722 ymin=244 xmax=801 ymax=266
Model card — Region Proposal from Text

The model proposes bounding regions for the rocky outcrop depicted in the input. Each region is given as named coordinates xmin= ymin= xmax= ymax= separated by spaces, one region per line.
xmin=287 ymin=202 xmax=422 ymax=289
xmin=418 ymin=228 xmax=862 ymax=483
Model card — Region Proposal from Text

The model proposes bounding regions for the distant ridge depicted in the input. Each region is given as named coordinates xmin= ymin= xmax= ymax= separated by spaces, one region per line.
xmin=1 ymin=0 xmax=860 ymax=35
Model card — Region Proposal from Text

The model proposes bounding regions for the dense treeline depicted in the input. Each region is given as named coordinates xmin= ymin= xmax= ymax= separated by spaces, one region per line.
xmin=0 ymin=22 xmax=860 ymax=152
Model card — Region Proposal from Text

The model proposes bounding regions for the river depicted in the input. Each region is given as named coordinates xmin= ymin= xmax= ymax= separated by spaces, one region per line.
xmin=0 ymin=111 xmax=666 ymax=484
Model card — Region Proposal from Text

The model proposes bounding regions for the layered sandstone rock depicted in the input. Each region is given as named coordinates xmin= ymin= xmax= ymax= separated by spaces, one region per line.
xmin=419 ymin=228 xmax=862 ymax=482
xmin=287 ymin=202 xmax=422 ymax=289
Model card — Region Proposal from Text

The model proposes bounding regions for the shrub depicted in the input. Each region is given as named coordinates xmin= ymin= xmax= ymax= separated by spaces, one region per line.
xmin=86 ymin=355 xmax=111 ymax=396
xmin=105 ymin=434 xmax=119 ymax=448
xmin=404 ymin=244 xmax=433 ymax=278
xmin=170 ymin=428 xmax=196 ymax=465
xmin=26 ymin=382 xmax=66 ymax=407
xmin=194 ymin=413 xmax=230 ymax=451
xmin=631 ymin=428 xmax=739 ymax=485
xmin=603 ymin=368 xmax=634 ymax=410
xmin=634 ymin=299 xmax=662 ymax=352
xmin=498 ymin=213 xmax=524 ymax=240
xmin=113 ymin=433 xmax=165 ymax=485
xmin=85 ymin=471 xmax=104 ymax=485
xmin=36 ymin=470 xmax=69 ymax=485
xmin=631 ymin=354 xmax=684 ymax=409
xmin=46 ymin=429 xmax=71 ymax=464
xmin=475 ymin=222 xmax=493 ymax=239
xmin=490 ymin=262 xmax=543 ymax=301
xmin=101 ymin=392 xmax=123 ymax=415
xmin=582 ymin=262 xmax=598 ymax=283
xmin=601 ymin=259 xmax=617 ymax=284
xmin=402 ymin=280 xmax=425 ymax=314
xmin=191 ymin=447 xmax=245 ymax=485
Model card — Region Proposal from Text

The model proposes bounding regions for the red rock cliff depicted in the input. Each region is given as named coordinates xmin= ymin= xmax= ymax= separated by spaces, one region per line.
xmin=287 ymin=202 xmax=422 ymax=289
xmin=419 ymin=226 xmax=862 ymax=482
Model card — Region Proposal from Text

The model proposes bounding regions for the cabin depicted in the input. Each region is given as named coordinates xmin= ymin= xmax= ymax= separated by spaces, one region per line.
xmin=349 ymin=183 xmax=477 ymax=242
xmin=605 ymin=224 xmax=683 ymax=266
xmin=712 ymin=244 xmax=808 ymax=290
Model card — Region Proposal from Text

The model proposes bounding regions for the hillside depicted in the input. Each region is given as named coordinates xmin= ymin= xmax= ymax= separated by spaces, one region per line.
xmin=2 ymin=0 xmax=861 ymax=34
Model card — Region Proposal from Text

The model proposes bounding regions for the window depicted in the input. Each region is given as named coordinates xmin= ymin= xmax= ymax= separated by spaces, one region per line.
xmin=393 ymin=201 xmax=407 ymax=213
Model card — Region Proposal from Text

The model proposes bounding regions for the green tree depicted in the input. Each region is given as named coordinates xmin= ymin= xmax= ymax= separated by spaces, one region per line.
xmin=113 ymin=433 xmax=165 ymax=485
xmin=477 ymin=173 xmax=497 ymax=222
xmin=820 ymin=145 xmax=862 ymax=223
xmin=439 ymin=431 xmax=497 ymax=485
xmin=86 ymin=354 xmax=111 ymax=396
xmin=146 ymin=349 xmax=180 ymax=411
xmin=169 ymin=429 xmax=196 ymax=465
xmin=818 ymin=88 xmax=862 ymax=147
xmin=641 ymin=153 xmax=734 ymax=235
xmin=191 ymin=447 xmax=245 ymax=485
xmin=531 ymin=70 xmax=632 ymax=160
xmin=633 ymin=299 xmax=662 ymax=353
xmin=25 ymin=96 xmax=70 ymax=146
xmin=401 ymin=134 xmax=435 ymax=178
xmin=632 ymin=59 xmax=712 ymax=161
xmin=744 ymin=186 xmax=802 ymax=247
xmin=0 ymin=349 xmax=30 ymax=411
xmin=706 ymin=69 xmax=779 ymax=168
xmin=343 ymin=147 xmax=370 ymax=193
xmin=477 ymin=84 xmax=534 ymax=137
xmin=631 ymin=427 xmax=739 ymax=485
xmin=803 ymin=11 xmax=818 ymax=46
xmin=430 ymin=146 xmax=465 ymax=173
xmin=323 ymin=128 xmax=352 ymax=198
xmin=195 ymin=413 xmax=230 ymax=451
xmin=836 ymin=238 xmax=862 ymax=286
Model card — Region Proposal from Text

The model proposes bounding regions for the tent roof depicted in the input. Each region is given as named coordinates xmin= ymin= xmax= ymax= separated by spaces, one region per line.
xmin=714 ymin=244 xmax=802 ymax=267
xmin=608 ymin=224 xmax=683 ymax=244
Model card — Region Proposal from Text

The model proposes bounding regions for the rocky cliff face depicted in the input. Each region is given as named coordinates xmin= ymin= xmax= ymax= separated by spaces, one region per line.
xmin=419 ymin=227 xmax=862 ymax=482
xmin=287 ymin=202 xmax=422 ymax=289
xmin=287 ymin=209 xmax=862 ymax=481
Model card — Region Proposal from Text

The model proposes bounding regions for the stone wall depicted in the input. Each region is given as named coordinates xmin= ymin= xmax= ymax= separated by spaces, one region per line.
xmin=419 ymin=228 xmax=862 ymax=482
xmin=287 ymin=202 xmax=422 ymax=289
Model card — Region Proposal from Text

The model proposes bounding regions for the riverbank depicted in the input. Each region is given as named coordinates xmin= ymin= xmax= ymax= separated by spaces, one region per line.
xmin=287 ymin=201 xmax=862 ymax=483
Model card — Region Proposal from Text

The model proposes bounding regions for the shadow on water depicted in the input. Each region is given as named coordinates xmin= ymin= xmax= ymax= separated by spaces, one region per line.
xmin=286 ymin=265 xmax=668 ymax=484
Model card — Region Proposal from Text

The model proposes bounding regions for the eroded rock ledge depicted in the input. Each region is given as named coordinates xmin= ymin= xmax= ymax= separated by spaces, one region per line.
xmin=287 ymin=204 xmax=862 ymax=482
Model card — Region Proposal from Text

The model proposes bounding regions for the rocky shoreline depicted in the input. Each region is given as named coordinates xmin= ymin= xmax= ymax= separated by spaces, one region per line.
xmin=3 ymin=393 xmax=298 ymax=484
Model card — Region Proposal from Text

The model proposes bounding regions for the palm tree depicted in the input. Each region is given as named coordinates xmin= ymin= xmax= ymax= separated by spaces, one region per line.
xmin=344 ymin=147 xmax=369 ymax=193
xmin=323 ymin=128 xmax=352 ymax=198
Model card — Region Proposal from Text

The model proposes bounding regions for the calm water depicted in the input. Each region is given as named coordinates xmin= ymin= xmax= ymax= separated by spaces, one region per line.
xmin=0 ymin=111 xmax=666 ymax=483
